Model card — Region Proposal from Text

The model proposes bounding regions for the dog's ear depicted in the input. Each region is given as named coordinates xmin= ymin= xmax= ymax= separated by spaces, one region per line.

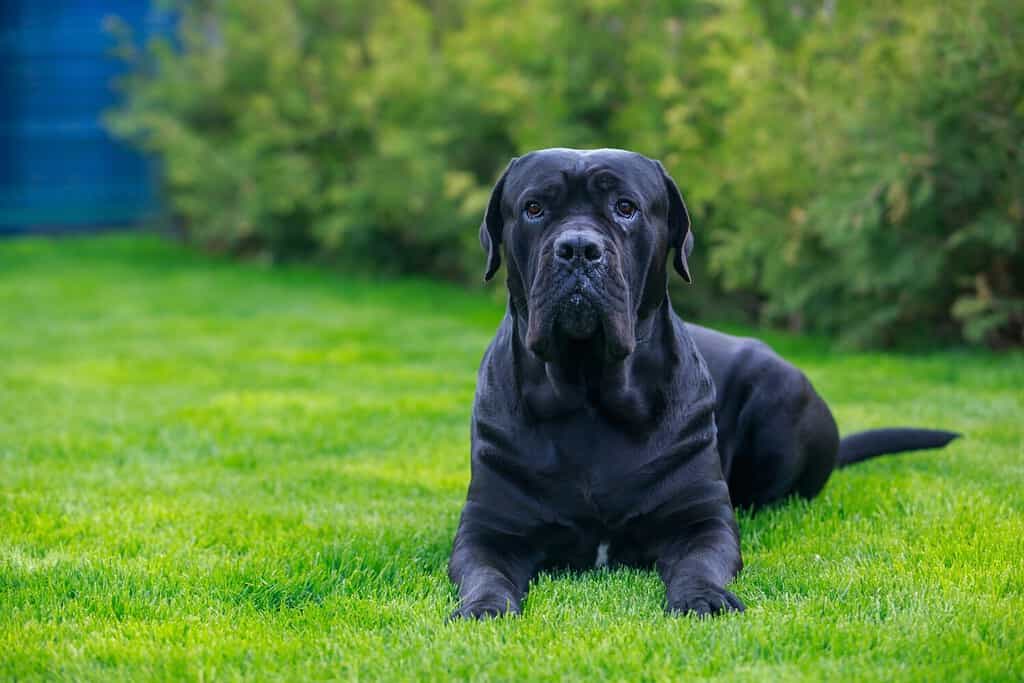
xmin=656 ymin=161 xmax=694 ymax=283
xmin=480 ymin=158 xmax=518 ymax=282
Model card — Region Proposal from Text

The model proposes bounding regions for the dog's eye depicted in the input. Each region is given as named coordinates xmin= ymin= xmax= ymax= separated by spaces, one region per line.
xmin=615 ymin=199 xmax=638 ymax=219
xmin=524 ymin=201 xmax=544 ymax=219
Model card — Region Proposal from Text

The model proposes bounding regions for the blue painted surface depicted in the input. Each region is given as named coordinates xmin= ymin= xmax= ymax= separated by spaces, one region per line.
xmin=0 ymin=2 xmax=173 ymax=233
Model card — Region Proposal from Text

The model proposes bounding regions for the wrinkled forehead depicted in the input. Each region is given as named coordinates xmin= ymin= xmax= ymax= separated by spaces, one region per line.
xmin=503 ymin=148 xmax=663 ymax=203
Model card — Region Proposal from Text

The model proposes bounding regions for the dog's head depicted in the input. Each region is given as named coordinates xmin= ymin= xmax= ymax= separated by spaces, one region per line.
xmin=480 ymin=148 xmax=693 ymax=364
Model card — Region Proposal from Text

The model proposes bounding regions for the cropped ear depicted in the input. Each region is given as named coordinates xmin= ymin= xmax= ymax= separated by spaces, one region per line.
xmin=480 ymin=158 xmax=518 ymax=282
xmin=655 ymin=161 xmax=694 ymax=283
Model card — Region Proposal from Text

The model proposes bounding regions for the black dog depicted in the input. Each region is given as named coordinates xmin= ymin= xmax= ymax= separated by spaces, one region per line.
xmin=449 ymin=148 xmax=957 ymax=620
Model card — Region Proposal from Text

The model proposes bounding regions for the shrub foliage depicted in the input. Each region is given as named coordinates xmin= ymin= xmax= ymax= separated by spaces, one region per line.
xmin=108 ymin=0 xmax=1023 ymax=346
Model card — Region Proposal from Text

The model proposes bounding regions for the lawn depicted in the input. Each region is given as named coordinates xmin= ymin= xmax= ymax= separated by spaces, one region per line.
xmin=1 ymin=234 xmax=1022 ymax=681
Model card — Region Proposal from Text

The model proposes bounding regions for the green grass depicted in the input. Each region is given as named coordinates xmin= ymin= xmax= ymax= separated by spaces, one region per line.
xmin=1 ymin=234 xmax=1022 ymax=682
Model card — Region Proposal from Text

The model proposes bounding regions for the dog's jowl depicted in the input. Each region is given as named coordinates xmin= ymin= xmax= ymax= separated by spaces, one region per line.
xmin=448 ymin=148 xmax=958 ymax=620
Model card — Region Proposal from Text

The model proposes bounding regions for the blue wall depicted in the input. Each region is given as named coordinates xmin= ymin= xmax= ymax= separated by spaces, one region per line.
xmin=0 ymin=2 xmax=173 ymax=234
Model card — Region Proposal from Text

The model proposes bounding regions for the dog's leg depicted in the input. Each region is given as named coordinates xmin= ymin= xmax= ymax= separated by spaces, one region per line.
xmin=448 ymin=530 xmax=539 ymax=620
xmin=656 ymin=517 xmax=744 ymax=617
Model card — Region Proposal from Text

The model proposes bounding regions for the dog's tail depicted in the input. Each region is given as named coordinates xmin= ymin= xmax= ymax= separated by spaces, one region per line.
xmin=837 ymin=428 xmax=960 ymax=467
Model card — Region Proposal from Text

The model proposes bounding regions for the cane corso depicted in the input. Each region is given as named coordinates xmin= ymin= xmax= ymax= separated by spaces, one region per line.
xmin=449 ymin=148 xmax=958 ymax=620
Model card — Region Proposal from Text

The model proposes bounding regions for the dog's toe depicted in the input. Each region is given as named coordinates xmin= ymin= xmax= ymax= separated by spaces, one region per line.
xmin=448 ymin=595 xmax=520 ymax=621
xmin=667 ymin=581 xmax=744 ymax=618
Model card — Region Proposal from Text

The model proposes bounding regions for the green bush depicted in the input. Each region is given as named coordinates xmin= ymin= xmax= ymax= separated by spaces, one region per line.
xmin=108 ymin=0 xmax=1023 ymax=347
xmin=704 ymin=0 xmax=1024 ymax=347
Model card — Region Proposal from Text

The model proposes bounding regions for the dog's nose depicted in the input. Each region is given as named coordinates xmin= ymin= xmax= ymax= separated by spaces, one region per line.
xmin=554 ymin=231 xmax=603 ymax=265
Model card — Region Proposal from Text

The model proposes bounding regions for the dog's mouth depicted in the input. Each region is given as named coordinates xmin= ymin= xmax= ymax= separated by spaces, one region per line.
xmin=526 ymin=269 xmax=634 ymax=364
xmin=556 ymin=288 xmax=601 ymax=340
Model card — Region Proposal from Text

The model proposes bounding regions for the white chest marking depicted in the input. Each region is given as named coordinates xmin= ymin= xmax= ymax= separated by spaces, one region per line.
xmin=594 ymin=541 xmax=610 ymax=569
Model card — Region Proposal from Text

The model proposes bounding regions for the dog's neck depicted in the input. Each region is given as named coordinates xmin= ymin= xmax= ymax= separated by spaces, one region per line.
xmin=510 ymin=295 xmax=681 ymax=429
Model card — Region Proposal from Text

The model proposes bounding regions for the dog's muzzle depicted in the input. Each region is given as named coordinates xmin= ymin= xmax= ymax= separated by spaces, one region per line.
xmin=552 ymin=230 xmax=605 ymax=339
xmin=526 ymin=225 xmax=634 ymax=362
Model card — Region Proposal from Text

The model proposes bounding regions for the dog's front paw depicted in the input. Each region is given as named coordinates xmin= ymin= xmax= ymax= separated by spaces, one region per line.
xmin=667 ymin=579 xmax=744 ymax=618
xmin=448 ymin=594 xmax=521 ymax=621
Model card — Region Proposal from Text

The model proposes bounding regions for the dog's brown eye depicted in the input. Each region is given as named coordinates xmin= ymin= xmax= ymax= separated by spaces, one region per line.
xmin=615 ymin=199 xmax=637 ymax=218
xmin=525 ymin=201 xmax=544 ymax=218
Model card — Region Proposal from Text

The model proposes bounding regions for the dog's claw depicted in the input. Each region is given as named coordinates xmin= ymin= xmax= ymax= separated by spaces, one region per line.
xmin=448 ymin=596 xmax=520 ymax=621
xmin=667 ymin=582 xmax=745 ymax=618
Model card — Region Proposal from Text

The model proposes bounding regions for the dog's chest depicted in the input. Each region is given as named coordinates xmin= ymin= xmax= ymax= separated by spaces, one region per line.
xmin=533 ymin=414 xmax=673 ymax=523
